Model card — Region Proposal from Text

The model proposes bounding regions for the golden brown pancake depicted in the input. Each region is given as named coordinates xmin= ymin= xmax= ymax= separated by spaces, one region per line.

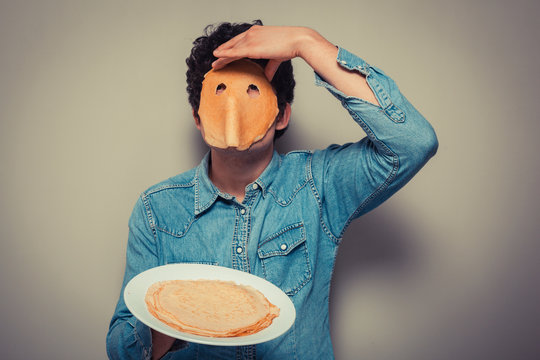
xmin=197 ymin=59 xmax=279 ymax=150
xmin=145 ymin=279 xmax=280 ymax=337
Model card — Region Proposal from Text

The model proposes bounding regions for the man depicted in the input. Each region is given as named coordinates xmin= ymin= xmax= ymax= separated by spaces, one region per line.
xmin=107 ymin=20 xmax=438 ymax=359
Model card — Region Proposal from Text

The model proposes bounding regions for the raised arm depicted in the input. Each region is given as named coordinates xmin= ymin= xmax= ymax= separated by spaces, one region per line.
xmin=212 ymin=25 xmax=380 ymax=105
xmin=215 ymin=25 xmax=438 ymax=239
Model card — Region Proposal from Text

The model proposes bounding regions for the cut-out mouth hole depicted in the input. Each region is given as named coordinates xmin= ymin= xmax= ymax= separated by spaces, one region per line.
xmin=247 ymin=84 xmax=260 ymax=98
xmin=216 ymin=83 xmax=226 ymax=95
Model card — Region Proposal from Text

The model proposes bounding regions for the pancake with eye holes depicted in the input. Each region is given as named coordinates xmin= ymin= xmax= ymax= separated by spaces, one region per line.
xmin=197 ymin=59 xmax=279 ymax=151
xmin=145 ymin=279 xmax=280 ymax=337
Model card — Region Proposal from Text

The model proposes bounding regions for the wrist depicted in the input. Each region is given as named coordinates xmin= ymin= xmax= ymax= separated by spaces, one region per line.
xmin=295 ymin=28 xmax=335 ymax=63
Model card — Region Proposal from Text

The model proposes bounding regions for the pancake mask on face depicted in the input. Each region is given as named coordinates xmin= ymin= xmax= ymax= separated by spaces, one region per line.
xmin=198 ymin=59 xmax=279 ymax=150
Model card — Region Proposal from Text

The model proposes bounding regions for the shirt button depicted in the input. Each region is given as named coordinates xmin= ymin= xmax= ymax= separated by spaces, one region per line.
xmin=236 ymin=246 xmax=243 ymax=254
xmin=252 ymin=183 xmax=258 ymax=190
xmin=280 ymin=243 xmax=288 ymax=251
xmin=240 ymin=208 xmax=246 ymax=215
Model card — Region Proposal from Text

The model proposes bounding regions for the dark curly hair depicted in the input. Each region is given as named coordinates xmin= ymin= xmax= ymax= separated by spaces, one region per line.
xmin=186 ymin=20 xmax=295 ymax=139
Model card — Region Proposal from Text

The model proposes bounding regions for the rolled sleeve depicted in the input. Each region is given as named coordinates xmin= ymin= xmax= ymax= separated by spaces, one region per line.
xmin=106 ymin=316 xmax=152 ymax=360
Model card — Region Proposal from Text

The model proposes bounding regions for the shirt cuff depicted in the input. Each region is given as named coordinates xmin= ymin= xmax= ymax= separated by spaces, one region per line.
xmin=314 ymin=47 xmax=371 ymax=100
xmin=130 ymin=317 xmax=153 ymax=359
xmin=314 ymin=47 xmax=405 ymax=122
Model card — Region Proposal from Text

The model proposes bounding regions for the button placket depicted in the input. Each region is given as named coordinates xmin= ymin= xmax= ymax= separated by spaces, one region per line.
xmin=232 ymin=203 xmax=252 ymax=273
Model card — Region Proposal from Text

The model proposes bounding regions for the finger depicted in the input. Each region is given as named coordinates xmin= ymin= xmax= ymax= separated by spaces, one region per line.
xmin=213 ymin=47 xmax=246 ymax=59
xmin=212 ymin=56 xmax=242 ymax=70
xmin=216 ymin=25 xmax=261 ymax=52
xmin=214 ymin=32 xmax=247 ymax=55
xmin=214 ymin=41 xmax=253 ymax=60
xmin=265 ymin=59 xmax=282 ymax=81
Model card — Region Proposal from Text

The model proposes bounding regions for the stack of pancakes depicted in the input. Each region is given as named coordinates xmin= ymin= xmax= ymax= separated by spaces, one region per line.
xmin=145 ymin=279 xmax=280 ymax=337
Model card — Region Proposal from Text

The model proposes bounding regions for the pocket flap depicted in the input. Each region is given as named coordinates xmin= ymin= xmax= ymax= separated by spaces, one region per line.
xmin=257 ymin=222 xmax=306 ymax=259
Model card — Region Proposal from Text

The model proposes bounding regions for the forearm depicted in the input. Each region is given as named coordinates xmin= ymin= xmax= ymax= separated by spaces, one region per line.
xmin=296 ymin=28 xmax=379 ymax=105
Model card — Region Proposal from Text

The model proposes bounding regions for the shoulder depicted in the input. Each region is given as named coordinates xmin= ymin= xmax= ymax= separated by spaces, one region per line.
xmin=132 ymin=167 xmax=199 ymax=228
xmin=142 ymin=168 xmax=197 ymax=197
xmin=136 ymin=167 xmax=198 ymax=216
xmin=272 ymin=147 xmax=354 ymax=185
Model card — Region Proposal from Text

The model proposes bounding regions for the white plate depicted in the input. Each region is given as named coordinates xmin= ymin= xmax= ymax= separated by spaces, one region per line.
xmin=124 ymin=263 xmax=295 ymax=346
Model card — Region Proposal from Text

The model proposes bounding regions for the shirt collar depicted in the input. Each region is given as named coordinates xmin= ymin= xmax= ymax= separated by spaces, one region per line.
xmin=193 ymin=151 xmax=281 ymax=216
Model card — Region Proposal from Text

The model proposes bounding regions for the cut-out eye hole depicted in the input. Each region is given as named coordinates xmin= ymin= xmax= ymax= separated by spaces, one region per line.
xmin=247 ymin=84 xmax=260 ymax=98
xmin=216 ymin=83 xmax=226 ymax=95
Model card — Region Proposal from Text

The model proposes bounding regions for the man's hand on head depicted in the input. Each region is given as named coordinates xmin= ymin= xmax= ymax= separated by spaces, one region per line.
xmin=211 ymin=25 xmax=313 ymax=81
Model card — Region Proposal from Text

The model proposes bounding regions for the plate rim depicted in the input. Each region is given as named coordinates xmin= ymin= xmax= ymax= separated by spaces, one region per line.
xmin=123 ymin=263 xmax=296 ymax=346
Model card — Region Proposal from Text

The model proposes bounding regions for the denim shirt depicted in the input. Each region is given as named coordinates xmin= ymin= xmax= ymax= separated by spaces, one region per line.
xmin=107 ymin=48 xmax=438 ymax=360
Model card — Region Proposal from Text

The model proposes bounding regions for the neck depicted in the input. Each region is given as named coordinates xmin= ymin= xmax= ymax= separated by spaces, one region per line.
xmin=208 ymin=146 xmax=274 ymax=202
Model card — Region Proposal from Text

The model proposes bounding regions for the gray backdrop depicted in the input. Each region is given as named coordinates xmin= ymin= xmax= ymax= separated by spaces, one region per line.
xmin=1 ymin=0 xmax=539 ymax=359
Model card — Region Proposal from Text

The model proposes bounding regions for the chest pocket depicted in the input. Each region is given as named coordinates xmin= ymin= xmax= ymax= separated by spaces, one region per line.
xmin=257 ymin=222 xmax=312 ymax=296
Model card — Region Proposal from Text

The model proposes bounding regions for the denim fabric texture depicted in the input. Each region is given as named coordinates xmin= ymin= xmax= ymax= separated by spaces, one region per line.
xmin=107 ymin=47 xmax=438 ymax=360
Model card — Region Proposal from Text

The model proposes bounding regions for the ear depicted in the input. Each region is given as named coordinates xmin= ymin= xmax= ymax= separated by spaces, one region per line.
xmin=192 ymin=109 xmax=201 ymax=130
xmin=275 ymin=103 xmax=291 ymax=131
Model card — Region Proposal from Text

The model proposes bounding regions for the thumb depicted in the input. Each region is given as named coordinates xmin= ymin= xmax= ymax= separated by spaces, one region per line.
xmin=264 ymin=59 xmax=282 ymax=81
